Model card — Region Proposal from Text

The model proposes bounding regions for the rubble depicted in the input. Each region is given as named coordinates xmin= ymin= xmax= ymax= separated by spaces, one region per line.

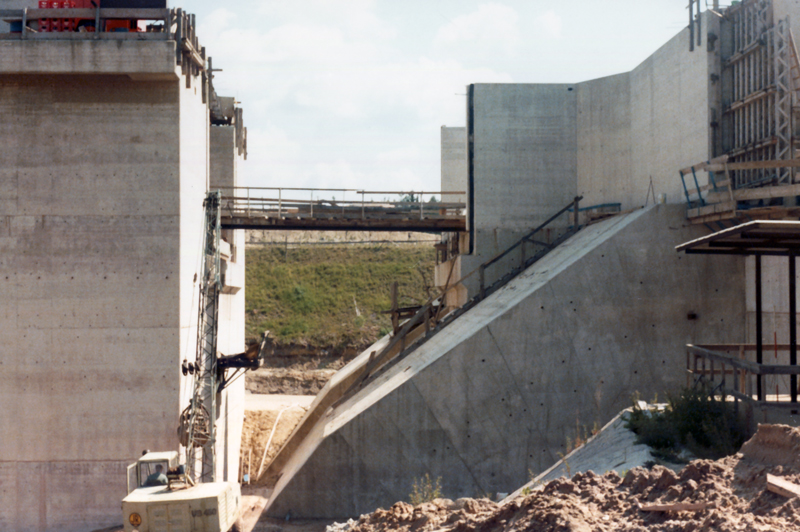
xmin=339 ymin=424 xmax=800 ymax=532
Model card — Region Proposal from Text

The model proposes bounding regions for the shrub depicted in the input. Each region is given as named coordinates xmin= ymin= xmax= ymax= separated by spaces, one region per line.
xmin=408 ymin=473 xmax=442 ymax=505
xmin=624 ymin=383 xmax=749 ymax=461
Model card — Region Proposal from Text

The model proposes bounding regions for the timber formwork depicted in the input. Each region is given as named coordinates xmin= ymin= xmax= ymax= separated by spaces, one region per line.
xmin=720 ymin=0 xmax=800 ymax=187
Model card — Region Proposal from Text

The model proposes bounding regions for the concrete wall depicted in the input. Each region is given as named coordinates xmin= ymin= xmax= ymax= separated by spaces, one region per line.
xmin=0 ymin=40 xmax=179 ymax=78
xmin=440 ymin=126 xmax=466 ymax=205
xmin=0 ymin=74 xmax=182 ymax=531
xmin=575 ymin=73 xmax=632 ymax=209
xmin=210 ymin=125 xmax=246 ymax=483
xmin=746 ymin=256 xmax=800 ymax=359
xmin=576 ymin=14 xmax=716 ymax=210
xmin=266 ymin=205 xmax=745 ymax=518
xmin=0 ymin=40 xmax=242 ymax=531
xmin=462 ymin=84 xmax=578 ymax=293
xmin=453 ymin=15 xmax=717 ymax=298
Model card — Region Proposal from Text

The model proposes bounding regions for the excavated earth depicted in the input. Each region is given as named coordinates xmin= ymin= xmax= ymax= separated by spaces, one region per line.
xmin=339 ymin=424 xmax=800 ymax=532
xmin=247 ymin=355 xmax=345 ymax=395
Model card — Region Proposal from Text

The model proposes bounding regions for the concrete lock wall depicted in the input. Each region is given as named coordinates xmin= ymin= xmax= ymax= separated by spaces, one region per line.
xmin=461 ymin=84 xmax=578 ymax=295
xmin=0 ymin=40 xmax=244 ymax=531
xmin=440 ymin=126 xmax=466 ymax=205
xmin=449 ymin=14 xmax=717 ymax=299
xmin=266 ymin=205 xmax=745 ymax=518
xmin=0 ymin=73 xmax=182 ymax=532
xmin=576 ymin=12 xmax=715 ymax=211
xmin=210 ymin=125 xmax=246 ymax=483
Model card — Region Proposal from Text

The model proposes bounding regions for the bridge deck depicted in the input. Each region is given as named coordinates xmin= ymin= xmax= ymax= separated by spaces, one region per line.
xmin=220 ymin=194 xmax=466 ymax=232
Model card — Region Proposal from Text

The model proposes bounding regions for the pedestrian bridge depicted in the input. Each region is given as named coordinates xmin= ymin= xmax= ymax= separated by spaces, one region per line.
xmin=219 ymin=187 xmax=466 ymax=232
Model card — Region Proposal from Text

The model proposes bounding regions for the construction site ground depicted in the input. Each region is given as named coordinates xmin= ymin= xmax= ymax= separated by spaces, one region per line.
xmin=324 ymin=424 xmax=800 ymax=532
xmin=246 ymin=354 xmax=347 ymax=396
xmin=237 ymin=390 xmax=800 ymax=532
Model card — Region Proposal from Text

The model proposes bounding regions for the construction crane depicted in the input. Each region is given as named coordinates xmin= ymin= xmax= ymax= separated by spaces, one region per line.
xmin=121 ymin=191 xmax=261 ymax=532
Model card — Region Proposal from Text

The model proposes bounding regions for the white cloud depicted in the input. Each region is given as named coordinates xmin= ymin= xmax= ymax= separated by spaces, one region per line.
xmin=534 ymin=9 xmax=563 ymax=39
xmin=433 ymin=3 xmax=521 ymax=55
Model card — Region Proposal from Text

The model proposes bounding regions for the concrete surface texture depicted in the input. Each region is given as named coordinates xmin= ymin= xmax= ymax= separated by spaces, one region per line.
xmin=264 ymin=204 xmax=745 ymax=518
xmin=451 ymin=12 xmax=717 ymax=300
xmin=577 ymin=12 xmax=716 ymax=211
xmin=0 ymin=42 xmax=244 ymax=532
xmin=440 ymin=126 xmax=466 ymax=205
xmin=0 ymin=40 xmax=179 ymax=78
xmin=460 ymin=83 xmax=578 ymax=295
xmin=503 ymin=408 xmax=658 ymax=502
xmin=210 ymin=124 xmax=247 ymax=485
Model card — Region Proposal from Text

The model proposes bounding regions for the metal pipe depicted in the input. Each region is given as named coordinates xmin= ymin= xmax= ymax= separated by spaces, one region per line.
xmin=756 ymin=254 xmax=763 ymax=401
xmin=791 ymin=252 xmax=797 ymax=402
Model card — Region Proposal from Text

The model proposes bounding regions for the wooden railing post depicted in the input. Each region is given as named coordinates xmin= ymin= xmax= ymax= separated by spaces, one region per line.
xmin=573 ymin=196 xmax=580 ymax=226
xmin=479 ymin=265 xmax=485 ymax=299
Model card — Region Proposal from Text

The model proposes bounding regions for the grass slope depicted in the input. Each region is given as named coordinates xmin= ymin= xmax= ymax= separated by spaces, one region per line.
xmin=246 ymin=244 xmax=436 ymax=349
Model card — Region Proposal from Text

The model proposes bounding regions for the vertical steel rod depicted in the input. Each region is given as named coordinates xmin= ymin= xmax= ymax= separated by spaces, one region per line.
xmin=790 ymin=252 xmax=797 ymax=402
xmin=756 ymin=254 xmax=764 ymax=401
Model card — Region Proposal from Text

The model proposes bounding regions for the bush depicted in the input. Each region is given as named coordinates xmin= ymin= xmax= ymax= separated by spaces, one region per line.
xmin=408 ymin=473 xmax=442 ymax=505
xmin=624 ymin=383 xmax=749 ymax=461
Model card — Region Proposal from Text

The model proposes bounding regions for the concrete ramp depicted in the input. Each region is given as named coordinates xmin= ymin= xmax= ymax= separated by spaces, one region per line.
xmin=264 ymin=204 xmax=744 ymax=518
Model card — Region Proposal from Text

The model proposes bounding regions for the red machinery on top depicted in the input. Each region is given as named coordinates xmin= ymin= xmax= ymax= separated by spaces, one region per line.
xmin=37 ymin=0 xmax=142 ymax=33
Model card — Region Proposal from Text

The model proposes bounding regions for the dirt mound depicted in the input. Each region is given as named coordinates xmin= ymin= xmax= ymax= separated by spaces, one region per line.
xmin=739 ymin=423 xmax=800 ymax=470
xmin=240 ymin=407 xmax=308 ymax=485
xmin=247 ymin=367 xmax=336 ymax=395
xmin=345 ymin=424 xmax=800 ymax=532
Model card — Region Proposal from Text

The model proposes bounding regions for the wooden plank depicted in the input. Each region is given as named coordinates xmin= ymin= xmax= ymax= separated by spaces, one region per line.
xmin=767 ymin=474 xmax=800 ymax=498
xmin=687 ymin=201 xmax=736 ymax=218
xmin=685 ymin=178 xmax=731 ymax=197
xmin=706 ymin=158 xmax=800 ymax=172
xmin=678 ymin=155 xmax=729 ymax=175
xmin=181 ymin=37 xmax=205 ymax=69
xmin=705 ymin=183 xmax=800 ymax=203
xmin=636 ymin=500 xmax=715 ymax=512
xmin=731 ymin=183 xmax=800 ymax=201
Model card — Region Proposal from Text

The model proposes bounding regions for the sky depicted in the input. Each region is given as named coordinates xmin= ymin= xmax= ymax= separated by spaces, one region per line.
xmin=180 ymin=0 xmax=703 ymax=198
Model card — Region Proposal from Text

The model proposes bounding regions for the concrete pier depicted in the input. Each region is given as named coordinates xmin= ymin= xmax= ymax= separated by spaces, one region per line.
xmin=0 ymin=29 xmax=245 ymax=532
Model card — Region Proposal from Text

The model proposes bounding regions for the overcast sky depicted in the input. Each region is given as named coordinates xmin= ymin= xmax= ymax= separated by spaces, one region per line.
xmin=180 ymin=0 xmax=700 ymax=198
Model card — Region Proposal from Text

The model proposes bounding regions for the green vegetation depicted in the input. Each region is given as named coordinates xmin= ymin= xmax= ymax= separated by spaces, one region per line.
xmin=408 ymin=473 xmax=442 ymax=505
xmin=624 ymin=384 xmax=749 ymax=462
xmin=246 ymin=244 xmax=436 ymax=349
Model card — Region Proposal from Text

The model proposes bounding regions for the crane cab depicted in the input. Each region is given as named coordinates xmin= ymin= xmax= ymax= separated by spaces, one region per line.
xmin=127 ymin=451 xmax=179 ymax=493
xmin=122 ymin=451 xmax=241 ymax=532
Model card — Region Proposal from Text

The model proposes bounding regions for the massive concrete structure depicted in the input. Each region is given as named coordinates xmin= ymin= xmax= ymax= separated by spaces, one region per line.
xmin=0 ymin=11 xmax=246 ymax=532
xmin=267 ymin=206 xmax=743 ymax=517
xmin=266 ymin=0 xmax=800 ymax=518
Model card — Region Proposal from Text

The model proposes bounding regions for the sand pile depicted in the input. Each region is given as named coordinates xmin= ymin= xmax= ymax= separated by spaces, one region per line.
xmin=240 ymin=407 xmax=308 ymax=485
xmin=344 ymin=424 xmax=800 ymax=532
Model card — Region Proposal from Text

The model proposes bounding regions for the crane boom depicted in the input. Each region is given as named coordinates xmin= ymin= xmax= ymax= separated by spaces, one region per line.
xmin=181 ymin=190 xmax=222 ymax=482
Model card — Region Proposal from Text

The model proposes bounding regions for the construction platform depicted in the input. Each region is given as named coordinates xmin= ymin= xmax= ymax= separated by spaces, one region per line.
xmin=219 ymin=188 xmax=466 ymax=232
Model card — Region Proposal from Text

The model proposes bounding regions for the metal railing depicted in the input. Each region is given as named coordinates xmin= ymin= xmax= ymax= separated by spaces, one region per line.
xmin=687 ymin=344 xmax=800 ymax=407
xmin=477 ymin=196 xmax=580 ymax=299
xmin=335 ymin=196 xmax=584 ymax=403
xmin=1 ymin=7 xmax=172 ymax=40
xmin=217 ymin=186 xmax=466 ymax=222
